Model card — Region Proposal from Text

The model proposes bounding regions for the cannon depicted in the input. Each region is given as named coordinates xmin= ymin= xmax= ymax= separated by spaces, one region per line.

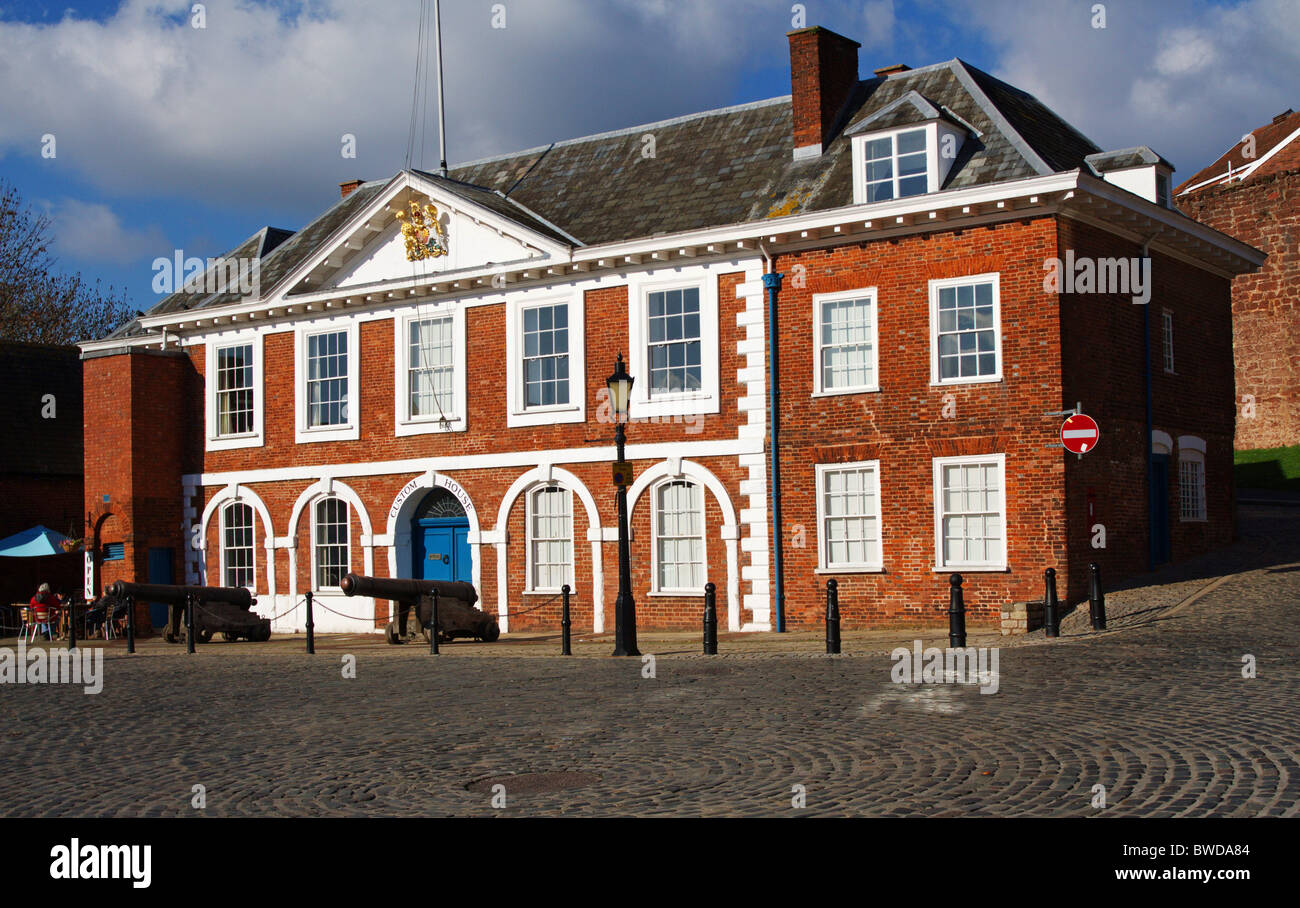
xmin=338 ymin=573 xmax=500 ymax=645
xmin=106 ymin=581 xmax=271 ymax=644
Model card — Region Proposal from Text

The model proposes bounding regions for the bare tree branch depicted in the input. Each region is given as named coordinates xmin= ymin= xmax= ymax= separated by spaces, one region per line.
xmin=0 ymin=180 xmax=134 ymax=344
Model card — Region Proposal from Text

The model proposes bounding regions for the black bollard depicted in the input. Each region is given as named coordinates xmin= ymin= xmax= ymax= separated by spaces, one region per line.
xmin=560 ymin=584 xmax=572 ymax=656
xmin=1089 ymin=562 xmax=1107 ymax=631
xmin=185 ymin=593 xmax=196 ymax=654
xmin=67 ymin=595 xmax=77 ymax=650
xmin=948 ymin=573 xmax=967 ymax=649
xmin=703 ymin=581 xmax=718 ymax=655
xmin=125 ymin=594 xmax=135 ymax=654
xmin=825 ymin=579 xmax=841 ymax=654
xmin=429 ymin=590 xmax=439 ymax=655
xmin=305 ymin=590 xmax=315 ymax=654
xmin=1043 ymin=568 xmax=1060 ymax=638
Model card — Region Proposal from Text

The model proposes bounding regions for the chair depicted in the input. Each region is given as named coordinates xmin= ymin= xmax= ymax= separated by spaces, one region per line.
xmin=23 ymin=605 xmax=53 ymax=643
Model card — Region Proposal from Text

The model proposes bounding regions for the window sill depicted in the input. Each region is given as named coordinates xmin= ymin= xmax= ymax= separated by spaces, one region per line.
xmin=930 ymin=375 xmax=1003 ymax=388
xmin=207 ymin=433 xmax=264 ymax=451
xmin=644 ymin=589 xmax=706 ymax=598
xmin=522 ymin=588 xmax=576 ymax=596
xmin=932 ymin=565 xmax=1008 ymax=573
xmin=296 ymin=424 xmax=359 ymax=444
xmin=815 ymin=566 xmax=884 ymax=574
xmin=395 ymin=417 xmax=466 ymax=437
xmin=507 ymin=405 xmax=584 ymax=428
xmin=811 ymin=387 xmax=880 ymax=399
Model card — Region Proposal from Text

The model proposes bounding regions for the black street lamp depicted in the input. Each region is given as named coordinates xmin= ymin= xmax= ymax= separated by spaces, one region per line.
xmin=607 ymin=353 xmax=639 ymax=657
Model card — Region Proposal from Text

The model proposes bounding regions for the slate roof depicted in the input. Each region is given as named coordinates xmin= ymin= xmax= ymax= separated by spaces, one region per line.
xmin=122 ymin=57 xmax=1104 ymax=336
xmin=1086 ymin=146 xmax=1175 ymax=173
xmin=1177 ymin=108 xmax=1300 ymax=194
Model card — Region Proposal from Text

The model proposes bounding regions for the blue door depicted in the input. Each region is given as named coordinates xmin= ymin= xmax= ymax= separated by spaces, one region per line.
xmin=410 ymin=487 xmax=472 ymax=583
xmin=146 ymin=547 xmax=173 ymax=627
xmin=413 ymin=519 xmax=471 ymax=582
xmin=1150 ymin=455 xmax=1171 ymax=565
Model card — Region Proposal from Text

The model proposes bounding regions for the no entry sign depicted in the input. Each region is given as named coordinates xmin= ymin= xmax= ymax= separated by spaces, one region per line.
xmin=1060 ymin=413 xmax=1100 ymax=454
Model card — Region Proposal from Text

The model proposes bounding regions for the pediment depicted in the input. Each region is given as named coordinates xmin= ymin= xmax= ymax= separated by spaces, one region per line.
xmin=283 ymin=172 xmax=573 ymax=297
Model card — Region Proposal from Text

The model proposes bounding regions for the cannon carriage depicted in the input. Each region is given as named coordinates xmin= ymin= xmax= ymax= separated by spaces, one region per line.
xmin=338 ymin=573 xmax=499 ymax=645
xmin=107 ymin=580 xmax=271 ymax=644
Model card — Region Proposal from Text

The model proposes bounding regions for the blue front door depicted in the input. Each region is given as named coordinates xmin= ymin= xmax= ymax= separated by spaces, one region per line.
xmin=413 ymin=518 xmax=471 ymax=582
xmin=146 ymin=547 xmax=173 ymax=627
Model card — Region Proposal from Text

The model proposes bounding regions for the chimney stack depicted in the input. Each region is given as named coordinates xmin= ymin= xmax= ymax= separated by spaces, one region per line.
xmin=339 ymin=179 xmax=364 ymax=199
xmin=788 ymin=26 xmax=861 ymax=160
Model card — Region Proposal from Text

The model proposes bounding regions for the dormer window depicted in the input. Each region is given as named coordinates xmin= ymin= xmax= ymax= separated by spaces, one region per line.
xmin=846 ymin=92 xmax=971 ymax=206
xmin=864 ymin=128 xmax=929 ymax=202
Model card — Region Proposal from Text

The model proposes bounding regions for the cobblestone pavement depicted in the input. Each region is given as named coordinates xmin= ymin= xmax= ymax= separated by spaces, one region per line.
xmin=0 ymin=505 xmax=1296 ymax=818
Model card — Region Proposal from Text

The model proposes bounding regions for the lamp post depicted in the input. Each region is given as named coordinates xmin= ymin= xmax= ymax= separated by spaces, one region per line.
xmin=607 ymin=353 xmax=640 ymax=657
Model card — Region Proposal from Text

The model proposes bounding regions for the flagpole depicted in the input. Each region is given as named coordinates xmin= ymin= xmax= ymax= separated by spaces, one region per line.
xmin=433 ymin=0 xmax=448 ymax=176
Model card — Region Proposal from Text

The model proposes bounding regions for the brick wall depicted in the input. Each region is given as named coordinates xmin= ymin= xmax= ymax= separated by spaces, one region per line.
xmin=1059 ymin=218 xmax=1237 ymax=599
xmin=83 ymin=348 xmax=200 ymax=628
xmin=773 ymin=217 xmax=1064 ymax=626
xmin=1177 ymin=169 xmax=1300 ymax=449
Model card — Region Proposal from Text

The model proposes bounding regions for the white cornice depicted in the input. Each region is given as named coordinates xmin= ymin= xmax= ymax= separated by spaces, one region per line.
xmin=90 ymin=169 xmax=1263 ymax=355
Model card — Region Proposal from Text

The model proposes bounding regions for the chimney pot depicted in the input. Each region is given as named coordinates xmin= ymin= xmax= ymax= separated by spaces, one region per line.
xmin=339 ymin=179 xmax=364 ymax=199
xmin=787 ymin=26 xmax=861 ymax=160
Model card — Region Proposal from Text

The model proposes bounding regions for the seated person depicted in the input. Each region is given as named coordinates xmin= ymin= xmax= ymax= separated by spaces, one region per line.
xmin=29 ymin=583 xmax=64 ymax=640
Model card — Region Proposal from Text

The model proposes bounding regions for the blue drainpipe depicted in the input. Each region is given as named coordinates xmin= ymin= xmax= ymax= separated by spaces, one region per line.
xmin=763 ymin=267 xmax=786 ymax=632
xmin=1141 ymin=236 xmax=1155 ymax=571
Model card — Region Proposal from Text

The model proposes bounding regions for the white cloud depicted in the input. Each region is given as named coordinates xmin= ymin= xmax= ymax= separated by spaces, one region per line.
xmin=946 ymin=0 xmax=1300 ymax=176
xmin=0 ymin=0 xmax=786 ymax=214
xmin=48 ymin=198 xmax=170 ymax=264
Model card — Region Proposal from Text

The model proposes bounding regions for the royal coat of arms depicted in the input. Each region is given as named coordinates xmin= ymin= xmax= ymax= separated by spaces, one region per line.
xmin=395 ymin=200 xmax=449 ymax=261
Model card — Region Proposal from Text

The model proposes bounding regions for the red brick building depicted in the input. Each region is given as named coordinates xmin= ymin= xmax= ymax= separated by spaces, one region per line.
xmin=80 ymin=26 xmax=1262 ymax=635
xmin=1176 ymin=108 xmax=1300 ymax=451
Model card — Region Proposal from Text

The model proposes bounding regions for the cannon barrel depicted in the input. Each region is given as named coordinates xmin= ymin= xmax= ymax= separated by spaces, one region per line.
xmin=339 ymin=573 xmax=478 ymax=606
xmin=106 ymin=580 xmax=254 ymax=608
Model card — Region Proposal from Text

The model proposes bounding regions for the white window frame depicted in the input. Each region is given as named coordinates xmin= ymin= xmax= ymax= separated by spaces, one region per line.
xmin=394 ymin=303 xmax=468 ymax=436
xmin=813 ymin=288 xmax=880 ymax=396
xmin=1178 ymin=436 xmax=1207 ymax=522
xmin=932 ymin=453 xmax=1008 ymax=572
xmin=505 ymin=290 xmax=585 ymax=428
xmin=849 ymin=121 xmax=964 ymax=205
xmin=815 ymin=461 xmax=884 ymax=572
xmin=929 ymin=272 xmax=1003 ymax=386
xmin=219 ymin=501 xmax=256 ymax=591
xmin=627 ymin=267 xmax=721 ymax=419
xmin=1162 ymin=308 xmax=1176 ymax=374
xmin=860 ymin=126 xmax=930 ymax=203
xmin=205 ymin=330 xmax=264 ymax=451
xmin=649 ymin=478 xmax=708 ymax=594
xmin=524 ymin=484 xmax=574 ymax=594
xmin=295 ymin=319 xmax=360 ymax=443
xmin=310 ymin=496 xmax=351 ymax=590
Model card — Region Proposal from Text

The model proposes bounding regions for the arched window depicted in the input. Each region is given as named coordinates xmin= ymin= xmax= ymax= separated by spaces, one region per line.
xmin=653 ymin=480 xmax=705 ymax=592
xmin=221 ymin=502 xmax=255 ymax=589
xmin=1178 ymin=438 xmax=1207 ymax=521
xmin=528 ymin=486 xmax=572 ymax=591
xmin=313 ymin=497 xmax=350 ymax=588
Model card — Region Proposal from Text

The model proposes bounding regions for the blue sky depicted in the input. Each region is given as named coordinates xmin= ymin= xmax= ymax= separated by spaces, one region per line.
xmin=1 ymin=0 xmax=1296 ymax=317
